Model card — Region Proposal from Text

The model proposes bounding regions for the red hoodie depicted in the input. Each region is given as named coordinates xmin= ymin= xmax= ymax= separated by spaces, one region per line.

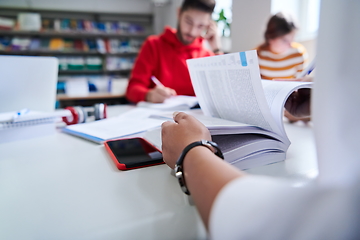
xmin=126 ymin=27 xmax=214 ymax=103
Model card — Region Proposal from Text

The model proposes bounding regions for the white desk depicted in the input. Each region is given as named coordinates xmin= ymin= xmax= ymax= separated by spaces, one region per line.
xmin=0 ymin=105 xmax=317 ymax=240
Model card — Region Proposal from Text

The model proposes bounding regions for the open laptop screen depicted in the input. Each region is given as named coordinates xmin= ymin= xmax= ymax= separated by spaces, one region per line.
xmin=0 ymin=56 xmax=58 ymax=112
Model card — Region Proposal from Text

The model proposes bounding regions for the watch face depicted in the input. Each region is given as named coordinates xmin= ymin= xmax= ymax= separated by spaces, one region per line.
xmin=174 ymin=165 xmax=182 ymax=179
xmin=175 ymin=165 xmax=190 ymax=195
xmin=206 ymin=140 xmax=224 ymax=159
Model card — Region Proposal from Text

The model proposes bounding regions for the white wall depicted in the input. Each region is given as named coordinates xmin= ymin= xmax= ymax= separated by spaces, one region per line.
xmin=153 ymin=0 xmax=182 ymax=34
xmin=300 ymin=38 xmax=316 ymax=62
xmin=231 ymin=0 xmax=272 ymax=52
xmin=231 ymin=0 xmax=316 ymax=62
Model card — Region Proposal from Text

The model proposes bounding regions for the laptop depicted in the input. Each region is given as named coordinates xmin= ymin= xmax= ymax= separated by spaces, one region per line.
xmin=0 ymin=55 xmax=58 ymax=112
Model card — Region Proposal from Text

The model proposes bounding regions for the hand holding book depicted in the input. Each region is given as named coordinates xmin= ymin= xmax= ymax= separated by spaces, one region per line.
xmin=161 ymin=112 xmax=212 ymax=169
xmin=181 ymin=50 xmax=313 ymax=169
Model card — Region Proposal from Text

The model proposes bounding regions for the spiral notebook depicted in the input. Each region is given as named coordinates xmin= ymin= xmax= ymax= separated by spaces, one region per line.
xmin=0 ymin=111 xmax=57 ymax=144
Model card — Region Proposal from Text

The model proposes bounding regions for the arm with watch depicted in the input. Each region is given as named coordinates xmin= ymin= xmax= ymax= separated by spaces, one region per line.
xmin=161 ymin=112 xmax=246 ymax=229
xmin=161 ymin=86 xmax=312 ymax=229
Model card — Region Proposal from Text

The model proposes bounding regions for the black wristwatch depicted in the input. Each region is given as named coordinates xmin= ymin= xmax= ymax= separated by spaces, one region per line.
xmin=174 ymin=140 xmax=224 ymax=195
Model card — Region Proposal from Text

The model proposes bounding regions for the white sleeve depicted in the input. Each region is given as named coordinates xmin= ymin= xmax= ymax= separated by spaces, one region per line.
xmin=209 ymin=175 xmax=358 ymax=240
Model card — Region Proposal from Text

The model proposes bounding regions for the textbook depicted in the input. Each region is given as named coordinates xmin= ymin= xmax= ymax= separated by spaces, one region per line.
xmin=145 ymin=50 xmax=312 ymax=169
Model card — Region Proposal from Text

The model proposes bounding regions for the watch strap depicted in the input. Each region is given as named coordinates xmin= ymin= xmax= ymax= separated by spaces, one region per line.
xmin=175 ymin=140 xmax=224 ymax=195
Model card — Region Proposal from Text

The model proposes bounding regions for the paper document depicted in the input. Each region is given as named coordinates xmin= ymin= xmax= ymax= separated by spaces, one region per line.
xmin=62 ymin=108 xmax=167 ymax=143
xmin=137 ymin=95 xmax=198 ymax=111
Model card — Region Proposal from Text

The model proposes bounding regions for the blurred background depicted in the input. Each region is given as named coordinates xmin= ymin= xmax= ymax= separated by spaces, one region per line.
xmin=0 ymin=0 xmax=320 ymax=108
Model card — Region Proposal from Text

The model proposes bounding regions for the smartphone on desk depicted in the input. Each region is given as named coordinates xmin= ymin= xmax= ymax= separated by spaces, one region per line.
xmin=104 ymin=137 xmax=163 ymax=170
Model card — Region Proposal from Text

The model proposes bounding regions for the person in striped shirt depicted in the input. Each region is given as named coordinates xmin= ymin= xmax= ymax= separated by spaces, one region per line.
xmin=256 ymin=12 xmax=310 ymax=122
xmin=256 ymin=12 xmax=308 ymax=80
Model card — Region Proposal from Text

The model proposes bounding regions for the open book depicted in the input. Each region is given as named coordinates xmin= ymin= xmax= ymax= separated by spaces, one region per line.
xmin=146 ymin=50 xmax=312 ymax=169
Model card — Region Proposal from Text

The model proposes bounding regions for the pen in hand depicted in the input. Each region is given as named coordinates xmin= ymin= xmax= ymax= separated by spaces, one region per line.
xmin=151 ymin=76 xmax=165 ymax=87
xmin=151 ymin=75 xmax=176 ymax=96
xmin=147 ymin=76 xmax=177 ymax=103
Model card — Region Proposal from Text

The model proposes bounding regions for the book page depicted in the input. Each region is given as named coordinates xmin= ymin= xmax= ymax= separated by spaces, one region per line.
xmin=187 ymin=50 xmax=280 ymax=134
xmin=149 ymin=109 xmax=253 ymax=129
xmin=261 ymin=80 xmax=312 ymax=137
xmin=148 ymin=109 xmax=282 ymax=142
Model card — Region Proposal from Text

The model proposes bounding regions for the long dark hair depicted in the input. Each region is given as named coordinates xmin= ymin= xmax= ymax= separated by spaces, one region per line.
xmin=261 ymin=12 xmax=298 ymax=48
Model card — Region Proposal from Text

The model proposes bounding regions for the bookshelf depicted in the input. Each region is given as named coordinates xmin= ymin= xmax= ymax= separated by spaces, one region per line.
xmin=0 ymin=8 xmax=153 ymax=107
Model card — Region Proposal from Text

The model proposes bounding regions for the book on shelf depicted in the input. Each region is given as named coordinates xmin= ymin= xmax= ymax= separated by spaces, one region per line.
xmin=0 ymin=37 xmax=11 ymax=50
xmin=0 ymin=16 xmax=15 ymax=30
xmin=0 ymin=34 xmax=142 ymax=54
xmin=29 ymin=38 xmax=40 ymax=50
xmin=0 ymin=13 xmax=146 ymax=35
xmin=49 ymin=38 xmax=64 ymax=50
xmin=145 ymin=50 xmax=312 ymax=170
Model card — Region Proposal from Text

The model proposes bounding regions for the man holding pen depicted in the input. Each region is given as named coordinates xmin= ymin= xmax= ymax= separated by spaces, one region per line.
xmin=126 ymin=0 xmax=222 ymax=103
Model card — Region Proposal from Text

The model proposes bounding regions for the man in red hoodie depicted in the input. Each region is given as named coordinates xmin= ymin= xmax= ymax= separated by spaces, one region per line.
xmin=126 ymin=0 xmax=222 ymax=103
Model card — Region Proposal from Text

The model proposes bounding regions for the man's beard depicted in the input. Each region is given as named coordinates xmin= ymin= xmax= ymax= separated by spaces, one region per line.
xmin=176 ymin=23 xmax=195 ymax=45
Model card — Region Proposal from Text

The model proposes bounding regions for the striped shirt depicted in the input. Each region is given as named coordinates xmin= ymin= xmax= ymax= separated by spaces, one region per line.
xmin=256 ymin=42 xmax=308 ymax=80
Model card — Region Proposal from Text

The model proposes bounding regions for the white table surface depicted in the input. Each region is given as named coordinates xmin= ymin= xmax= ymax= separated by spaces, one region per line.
xmin=0 ymin=105 xmax=318 ymax=240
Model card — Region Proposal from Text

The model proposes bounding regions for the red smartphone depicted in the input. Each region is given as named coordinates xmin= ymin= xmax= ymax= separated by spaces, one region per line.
xmin=104 ymin=137 xmax=163 ymax=170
